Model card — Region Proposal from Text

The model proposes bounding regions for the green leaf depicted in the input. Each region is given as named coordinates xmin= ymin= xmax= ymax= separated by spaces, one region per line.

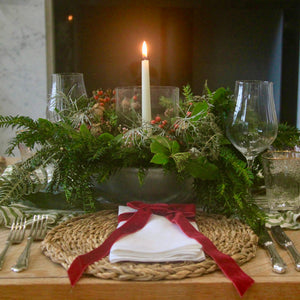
xmin=98 ymin=132 xmax=114 ymax=142
xmin=150 ymin=153 xmax=169 ymax=165
xmin=137 ymin=168 xmax=146 ymax=185
xmin=186 ymin=157 xmax=219 ymax=180
xmin=79 ymin=123 xmax=90 ymax=136
xmin=150 ymin=141 xmax=169 ymax=155
xmin=212 ymin=87 xmax=228 ymax=103
xmin=150 ymin=136 xmax=172 ymax=155
xmin=37 ymin=118 xmax=53 ymax=128
xmin=171 ymin=141 xmax=180 ymax=154
xmin=152 ymin=136 xmax=172 ymax=150
xmin=192 ymin=101 xmax=209 ymax=119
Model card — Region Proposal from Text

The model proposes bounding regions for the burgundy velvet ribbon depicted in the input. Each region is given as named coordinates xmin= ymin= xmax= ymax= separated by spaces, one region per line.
xmin=67 ymin=201 xmax=254 ymax=296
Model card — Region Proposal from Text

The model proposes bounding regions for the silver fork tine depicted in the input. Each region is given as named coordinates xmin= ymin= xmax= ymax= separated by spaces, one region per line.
xmin=0 ymin=217 xmax=26 ymax=270
xmin=34 ymin=215 xmax=48 ymax=239
xmin=11 ymin=215 xmax=48 ymax=273
xmin=14 ymin=217 xmax=26 ymax=243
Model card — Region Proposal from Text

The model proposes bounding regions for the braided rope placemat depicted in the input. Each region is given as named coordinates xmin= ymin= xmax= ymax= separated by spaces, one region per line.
xmin=41 ymin=210 xmax=258 ymax=281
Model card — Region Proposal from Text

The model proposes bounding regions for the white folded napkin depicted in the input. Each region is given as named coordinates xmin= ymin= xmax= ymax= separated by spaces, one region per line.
xmin=109 ymin=206 xmax=205 ymax=263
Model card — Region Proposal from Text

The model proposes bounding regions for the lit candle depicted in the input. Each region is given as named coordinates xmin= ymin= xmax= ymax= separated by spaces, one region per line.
xmin=141 ymin=41 xmax=151 ymax=123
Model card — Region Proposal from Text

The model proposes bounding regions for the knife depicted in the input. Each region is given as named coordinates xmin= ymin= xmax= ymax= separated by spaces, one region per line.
xmin=259 ymin=228 xmax=287 ymax=273
xmin=271 ymin=225 xmax=300 ymax=271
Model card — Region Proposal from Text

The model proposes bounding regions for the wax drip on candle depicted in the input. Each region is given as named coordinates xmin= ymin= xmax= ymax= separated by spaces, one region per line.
xmin=141 ymin=41 xmax=152 ymax=123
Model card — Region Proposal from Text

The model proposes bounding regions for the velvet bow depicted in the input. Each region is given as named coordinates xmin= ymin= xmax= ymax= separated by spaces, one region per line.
xmin=68 ymin=201 xmax=254 ymax=296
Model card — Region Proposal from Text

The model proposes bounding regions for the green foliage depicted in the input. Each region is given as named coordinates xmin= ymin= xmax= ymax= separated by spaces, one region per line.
xmin=0 ymin=85 xmax=299 ymax=233
xmin=272 ymin=123 xmax=300 ymax=149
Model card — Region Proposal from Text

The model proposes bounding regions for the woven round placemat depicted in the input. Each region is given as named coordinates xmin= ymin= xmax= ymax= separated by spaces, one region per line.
xmin=41 ymin=210 xmax=258 ymax=281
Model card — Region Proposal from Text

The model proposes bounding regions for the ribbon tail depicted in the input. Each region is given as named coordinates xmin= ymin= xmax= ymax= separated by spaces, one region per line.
xmin=68 ymin=209 xmax=151 ymax=286
xmin=174 ymin=214 xmax=254 ymax=297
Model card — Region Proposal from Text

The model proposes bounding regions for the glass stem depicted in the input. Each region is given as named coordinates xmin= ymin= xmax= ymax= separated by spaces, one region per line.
xmin=246 ymin=158 xmax=255 ymax=197
xmin=247 ymin=158 xmax=254 ymax=171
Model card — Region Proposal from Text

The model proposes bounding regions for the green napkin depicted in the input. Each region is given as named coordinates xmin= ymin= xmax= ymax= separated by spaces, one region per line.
xmin=0 ymin=203 xmax=84 ymax=228
xmin=266 ymin=211 xmax=300 ymax=230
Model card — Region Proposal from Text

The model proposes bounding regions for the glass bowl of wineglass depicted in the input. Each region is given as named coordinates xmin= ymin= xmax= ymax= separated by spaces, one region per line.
xmin=46 ymin=73 xmax=87 ymax=122
xmin=226 ymin=80 xmax=278 ymax=170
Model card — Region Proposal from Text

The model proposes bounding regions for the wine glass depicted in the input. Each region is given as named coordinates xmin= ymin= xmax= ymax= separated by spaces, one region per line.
xmin=46 ymin=73 xmax=87 ymax=122
xmin=226 ymin=80 xmax=278 ymax=169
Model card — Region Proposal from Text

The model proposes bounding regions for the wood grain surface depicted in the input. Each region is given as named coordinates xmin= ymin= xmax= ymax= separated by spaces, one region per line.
xmin=0 ymin=228 xmax=299 ymax=299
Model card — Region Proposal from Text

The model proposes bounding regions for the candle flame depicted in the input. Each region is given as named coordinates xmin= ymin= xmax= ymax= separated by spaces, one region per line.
xmin=142 ymin=41 xmax=147 ymax=58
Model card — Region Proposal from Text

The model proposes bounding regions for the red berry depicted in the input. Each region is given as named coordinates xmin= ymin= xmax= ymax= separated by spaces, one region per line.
xmin=113 ymin=90 xmax=116 ymax=95
xmin=97 ymin=90 xmax=103 ymax=96
xmin=159 ymin=124 xmax=164 ymax=128
xmin=155 ymin=116 xmax=161 ymax=122
xmin=94 ymin=95 xmax=99 ymax=100
xmin=133 ymin=95 xmax=138 ymax=101
xmin=186 ymin=111 xmax=192 ymax=117
xmin=100 ymin=102 xmax=105 ymax=106
xmin=162 ymin=120 xmax=167 ymax=125
xmin=174 ymin=124 xmax=179 ymax=129
xmin=150 ymin=120 xmax=156 ymax=125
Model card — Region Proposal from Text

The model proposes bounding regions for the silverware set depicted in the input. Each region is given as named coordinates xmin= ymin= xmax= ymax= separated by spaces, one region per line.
xmin=1 ymin=215 xmax=299 ymax=274
xmin=0 ymin=215 xmax=48 ymax=271
xmin=0 ymin=217 xmax=26 ymax=270
xmin=260 ymin=226 xmax=300 ymax=273
xmin=271 ymin=225 xmax=300 ymax=272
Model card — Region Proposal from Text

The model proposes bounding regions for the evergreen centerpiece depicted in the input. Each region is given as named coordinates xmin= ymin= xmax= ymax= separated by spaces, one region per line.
xmin=0 ymin=84 xmax=298 ymax=233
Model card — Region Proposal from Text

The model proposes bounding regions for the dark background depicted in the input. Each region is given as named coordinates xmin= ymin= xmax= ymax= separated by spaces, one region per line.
xmin=53 ymin=0 xmax=300 ymax=125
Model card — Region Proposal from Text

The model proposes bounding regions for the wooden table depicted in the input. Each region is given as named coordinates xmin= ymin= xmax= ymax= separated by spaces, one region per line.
xmin=0 ymin=229 xmax=299 ymax=300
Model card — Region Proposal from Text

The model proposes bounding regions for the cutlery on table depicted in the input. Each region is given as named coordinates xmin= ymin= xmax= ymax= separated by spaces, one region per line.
xmin=0 ymin=217 xmax=26 ymax=270
xmin=259 ymin=227 xmax=287 ymax=274
xmin=271 ymin=225 xmax=300 ymax=271
xmin=11 ymin=215 xmax=48 ymax=272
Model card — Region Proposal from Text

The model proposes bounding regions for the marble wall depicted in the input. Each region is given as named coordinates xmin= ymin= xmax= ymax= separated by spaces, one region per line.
xmin=0 ymin=0 xmax=47 ymax=156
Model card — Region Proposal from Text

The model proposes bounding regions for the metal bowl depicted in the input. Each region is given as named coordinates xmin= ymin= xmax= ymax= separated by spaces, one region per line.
xmin=93 ymin=168 xmax=194 ymax=205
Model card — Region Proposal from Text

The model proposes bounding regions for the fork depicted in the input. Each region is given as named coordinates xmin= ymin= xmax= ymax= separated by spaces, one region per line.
xmin=0 ymin=217 xmax=26 ymax=270
xmin=11 ymin=215 xmax=48 ymax=272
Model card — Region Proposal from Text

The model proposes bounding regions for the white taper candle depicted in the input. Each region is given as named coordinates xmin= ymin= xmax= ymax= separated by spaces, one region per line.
xmin=141 ymin=41 xmax=152 ymax=123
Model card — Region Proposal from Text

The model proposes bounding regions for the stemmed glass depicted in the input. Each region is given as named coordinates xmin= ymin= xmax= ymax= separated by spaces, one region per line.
xmin=226 ymin=80 xmax=278 ymax=169
xmin=46 ymin=73 xmax=87 ymax=122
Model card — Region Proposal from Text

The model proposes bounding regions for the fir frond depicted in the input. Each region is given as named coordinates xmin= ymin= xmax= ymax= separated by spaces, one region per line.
xmin=0 ymin=115 xmax=38 ymax=130
xmin=182 ymin=84 xmax=193 ymax=103
xmin=0 ymin=86 xmax=298 ymax=230
xmin=272 ymin=123 xmax=300 ymax=149
xmin=0 ymin=163 xmax=49 ymax=205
